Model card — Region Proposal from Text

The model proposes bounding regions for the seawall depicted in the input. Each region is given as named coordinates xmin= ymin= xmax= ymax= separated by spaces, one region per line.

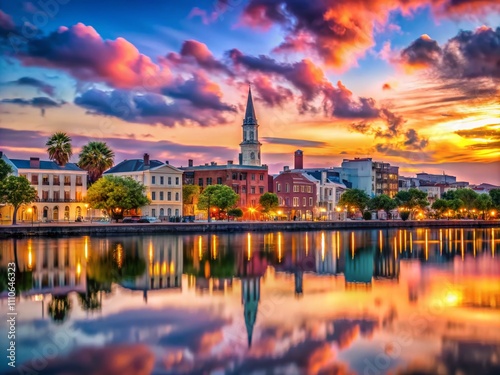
xmin=0 ymin=220 xmax=498 ymax=238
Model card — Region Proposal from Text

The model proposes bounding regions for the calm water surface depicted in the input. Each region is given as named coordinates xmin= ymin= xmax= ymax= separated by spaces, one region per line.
xmin=1 ymin=227 xmax=500 ymax=375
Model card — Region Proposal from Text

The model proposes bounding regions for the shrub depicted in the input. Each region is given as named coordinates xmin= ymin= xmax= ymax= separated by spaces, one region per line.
xmin=363 ymin=211 xmax=372 ymax=220
xmin=400 ymin=211 xmax=410 ymax=221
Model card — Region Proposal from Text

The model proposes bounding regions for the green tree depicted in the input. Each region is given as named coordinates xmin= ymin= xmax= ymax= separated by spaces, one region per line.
xmin=449 ymin=198 xmax=465 ymax=216
xmin=78 ymin=141 xmax=115 ymax=183
xmin=474 ymin=194 xmax=492 ymax=220
xmin=338 ymin=189 xmax=370 ymax=215
xmin=85 ymin=176 xmax=150 ymax=221
xmin=0 ymin=176 xmax=37 ymax=225
xmin=46 ymin=132 xmax=72 ymax=166
xmin=431 ymin=199 xmax=450 ymax=219
xmin=259 ymin=192 xmax=279 ymax=214
xmin=455 ymin=188 xmax=479 ymax=214
xmin=367 ymin=194 xmax=397 ymax=219
xmin=183 ymin=184 xmax=200 ymax=215
xmin=228 ymin=207 xmax=244 ymax=220
xmin=489 ymin=189 xmax=500 ymax=210
xmin=441 ymin=190 xmax=457 ymax=201
xmin=0 ymin=159 xmax=13 ymax=181
xmin=394 ymin=188 xmax=429 ymax=219
xmin=198 ymin=185 xmax=239 ymax=222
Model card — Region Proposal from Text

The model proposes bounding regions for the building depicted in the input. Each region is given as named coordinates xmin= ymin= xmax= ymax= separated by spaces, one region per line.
xmin=334 ymin=158 xmax=399 ymax=197
xmin=274 ymin=167 xmax=317 ymax=220
xmin=104 ymin=154 xmax=183 ymax=219
xmin=180 ymin=87 xmax=268 ymax=218
xmin=0 ymin=152 xmax=88 ymax=223
xmin=416 ymin=172 xmax=457 ymax=184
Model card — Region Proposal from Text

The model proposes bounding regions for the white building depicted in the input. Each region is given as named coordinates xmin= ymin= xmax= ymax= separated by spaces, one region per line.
xmin=0 ymin=152 xmax=88 ymax=223
xmin=303 ymin=171 xmax=347 ymax=220
xmin=104 ymin=153 xmax=183 ymax=219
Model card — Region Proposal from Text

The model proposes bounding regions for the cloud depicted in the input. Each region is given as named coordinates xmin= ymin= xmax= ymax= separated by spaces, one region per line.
xmin=8 ymin=76 xmax=56 ymax=97
xmin=0 ymin=10 xmax=15 ymax=37
xmin=252 ymin=75 xmax=294 ymax=107
xmin=75 ymin=87 xmax=234 ymax=126
xmin=165 ymin=39 xmax=232 ymax=75
xmin=328 ymin=81 xmax=380 ymax=119
xmin=1 ymin=97 xmax=61 ymax=107
xmin=382 ymin=83 xmax=392 ymax=90
xmin=399 ymin=34 xmax=442 ymax=71
xmin=455 ymin=124 xmax=500 ymax=139
xmin=261 ymin=137 xmax=328 ymax=147
xmin=404 ymin=128 xmax=429 ymax=149
xmin=239 ymin=0 xmax=500 ymax=68
xmin=15 ymin=23 xmax=169 ymax=89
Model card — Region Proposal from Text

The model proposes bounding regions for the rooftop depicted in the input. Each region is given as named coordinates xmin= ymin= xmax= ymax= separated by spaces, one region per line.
xmin=10 ymin=159 xmax=84 ymax=172
xmin=181 ymin=164 xmax=268 ymax=171
xmin=104 ymin=159 xmax=164 ymax=174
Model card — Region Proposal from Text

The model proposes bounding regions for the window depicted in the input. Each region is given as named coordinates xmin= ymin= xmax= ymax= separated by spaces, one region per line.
xmin=152 ymin=176 xmax=156 ymax=184
xmin=293 ymin=185 xmax=299 ymax=192
xmin=198 ymin=178 xmax=203 ymax=187
xmin=31 ymin=175 xmax=38 ymax=185
xmin=301 ymin=185 xmax=305 ymax=193
xmin=303 ymin=197 xmax=306 ymax=206
xmin=76 ymin=176 xmax=82 ymax=186
xmin=207 ymin=177 xmax=212 ymax=185
xmin=64 ymin=206 xmax=70 ymax=220
xmin=285 ymin=198 xmax=290 ymax=206
xmin=42 ymin=175 xmax=49 ymax=185
xmin=175 ymin=177 xmax=179 ymax=185
xmin=251 ymin=199 xmax=256 ymax=206
xmin=160 ymin=192 xmax=164 ymax=200
xmin=160 ymin=176 xmax=164 ymax=185
xmin=249 ymin=131 xmax=254 ymax=140
xmin=167 ymin=192 xmax=172 ymax=201
xmin=276 ymin=183 xmax=281 ymax=192
xmin=76 ymin=191 xmax=82 ymax=201
xmin=64 ymin=191 xmax=70 ymax=201
xmin=168 ymin=177 xmax=172 ymax=185
xmin=251 ymin=174 xmax=255 ymax=180
xmin=293 ymin=197 xmax=299 ymax=207
xmin=250 ymin=152 xmax=255 ymax=160
xmin=232 ymin=173 xmax=237 ymax=180
xmin=309 ymin=197 xmax=313 ymax=206
xmin=217 ymin=177 xmax=223 ymax=184
xmin=251 ymin=187 xmax=255 ymax=194
xmin=53 ymin=176 xmax=60 ymax=185
xmin=175 ymin=209 xmax=179 ymax=216
xmin=279 ymin=197 xmax=283 ymax=206
xmin=175 ymin=192 xmax=179 ymax=201
xmin=53 ymin=191 xmax=60 ymax=201
xmin=286 ymin=183 xmax=290 ymax=193
xmin=152 ymin=209 xmax=156 ymax=217
xmin=160 ymin=208 xmax=164 ymax=217
xmin=259 ymin=186 xmax=264 ymax=194
xmin=167 ymin=208 xmax=172 ymax=216
xmin=42 ymin=190 xmax=49 ymax=200
xmin=152 ymin=192 xmax=156 ymax=200
xmin=259 ymin=174 xmax=264 ymax=181
xmin=64 ymin=176 xmax=71 ymax=186
xmin=242 ymin=186 xmax=247 ymax=193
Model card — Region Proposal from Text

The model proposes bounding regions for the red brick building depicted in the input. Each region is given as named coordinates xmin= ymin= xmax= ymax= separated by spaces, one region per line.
xmin=274 ymin=169 xmax=317 ymax=220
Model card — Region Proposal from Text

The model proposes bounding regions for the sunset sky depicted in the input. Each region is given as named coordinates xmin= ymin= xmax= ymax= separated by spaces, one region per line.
xmin=0 ymin=0 xmax=499 ymax=184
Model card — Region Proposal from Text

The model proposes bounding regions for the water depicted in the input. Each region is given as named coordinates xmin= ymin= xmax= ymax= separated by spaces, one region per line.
xmin=1 ymin=227 xmax=499 ymax=375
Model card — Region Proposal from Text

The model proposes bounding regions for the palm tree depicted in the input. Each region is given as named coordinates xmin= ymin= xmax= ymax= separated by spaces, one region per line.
xmin=77 ymin=141 xmax=115 ymax=183
xmin=46 ymin=132 xmax=72 ymax=166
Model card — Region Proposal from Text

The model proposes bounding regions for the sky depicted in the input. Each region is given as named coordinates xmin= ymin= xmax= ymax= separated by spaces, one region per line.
xmin=0 ymin=0 xmax=499 ymax=184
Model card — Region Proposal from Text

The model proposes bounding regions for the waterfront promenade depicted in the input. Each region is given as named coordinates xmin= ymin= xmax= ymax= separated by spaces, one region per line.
xmin=0 ymin=219 xmax=498 ymax=238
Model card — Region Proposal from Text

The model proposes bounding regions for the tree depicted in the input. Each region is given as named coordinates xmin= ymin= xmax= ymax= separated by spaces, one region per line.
xmin=431 ymin=199 xmax=450 ymax=219
xmin=228 ymin=207 xmax=244 ymax=220
xmin=449 ymin=198 xmax=464 ymax=215
xmin=78 ymin=141 xmax=115 ymax=183
xmin=183 ymin=184 xmax=200 ymax=215
xmin=455 ymin=188 xmax=479 ymax=214
xmin=0 ymin=176 xmax=37 ymax=225
xmin=474 ymin=194 xmax=492 ymax=220
xmin=338 ymin=189 xmax=370 ymax=215
xmin=46 ymin=132 xmax=72 ymax=166
xmin=489 ymin=189 xmax=500 ymax=210
xmin=394 ymin=188 xmax=429 ymax=219
xmin=441 ymin=190 xmax=457 ymax=201
xmin=367 ymin=194 xmax=397 ymax=219
xmin=85 ymin=176 xmax=150 ymax=221
xmin=198 ymin=185 xmax=239 ymax=222
xmin=0 ymin=159 xmax=13 ymax=181
xmin=259 ymin=192 xmax=279 ymax=215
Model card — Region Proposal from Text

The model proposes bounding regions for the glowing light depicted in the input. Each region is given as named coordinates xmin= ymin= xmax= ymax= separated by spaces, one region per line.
xmin=162 ymin=261 xmax=167 ymax=274
xmin=76 ymin=262 xmax=81 ymax=277
xmin=473 ymin=229 xmax=476 ymax=257
xmin=336 ymin=231 xmax=340 ymax=259
xmin=33 ymin=294 xmax=43 ymax=302
xmin=439 ymin=229 xmax=443 ymax=255
xmin=379 ymin=230 xmax=383 ymax=253
xmin=149 ymin=241 xmax=153 ymax=262
xmin=321 ymin=232 xmax=325 ymax=261
xmin=444 ymin=291 xmax=462 ymax=306
xmin=425 ymin=230 xmax=428 ymax=260
xmin=84 ymin=236 xmax=88 ymax=260
xmin=351 ymin=232 xmax=355 ymax=259
xmin=461 ymin=228 xmax=464 ymax=260
xmin=170 ymin=261 xmax=175 ymax=274
xmin=278 ymin=232 xmax=282 ymax=262
xmin=410 ymin=232 xmax=413 ymax=253
xmin=28 ymin=240 xmax=32 ymax=270
xmin=116 ymin=244 xmax=123 ymax=268
xmin=247 ymin=233 xmax=252 ymax=260
xmin=198 ymin=236 xmax=202 ymax=260
xmin=212 ymin=235 xmax=217 ymax=259
xmin=492 ymin=228 xmax=495 ymax=258
xmin=305 ymin=232 xmax=309 ymax=256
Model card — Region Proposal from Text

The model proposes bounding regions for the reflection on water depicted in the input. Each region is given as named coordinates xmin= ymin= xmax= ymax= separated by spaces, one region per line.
xmin=1 ymin=227 xmax=500 ymax=375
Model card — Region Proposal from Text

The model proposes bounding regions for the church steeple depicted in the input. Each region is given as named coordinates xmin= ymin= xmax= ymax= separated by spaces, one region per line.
xmin=244 ymin=86 xmax=257 ymax=125
xmin=239 ymin=86 xmax=262 ymax=166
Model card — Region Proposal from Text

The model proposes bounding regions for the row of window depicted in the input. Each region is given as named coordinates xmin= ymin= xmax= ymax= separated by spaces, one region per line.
xmin=151 ymin=176 xmax=180 ymax=185
xmin=276 ymin=183 xmax=313 ymax=193
xmin=279 ymin=197 xmax=314 ymax=207
xmin=232 ymin=186 xmax=265 ymax=194
xmin=22 ymin=174 xmax=83 ymax=186
xmin=151 ymin=191 xmax=180 ymax=201
xmin=198 ymin=173 xmax=265 ymax=187
xmin=151 ymin=208 xmax=180 ymax=217
xmin=39 ymin=190 xmax=81 ymax=201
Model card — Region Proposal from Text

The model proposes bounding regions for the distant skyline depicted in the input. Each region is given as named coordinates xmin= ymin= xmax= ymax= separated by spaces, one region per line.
xmin=0 ymin=0 xmax=499 ymax=184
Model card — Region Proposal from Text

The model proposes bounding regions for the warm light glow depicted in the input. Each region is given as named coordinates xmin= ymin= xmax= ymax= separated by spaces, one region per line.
xmin=278 ymin=232 xmax=282 ymax=262
xmin=444 ymin=291 xmax=462 ymax=306
xmin=76 ymin=262 xmax=81 ymax=277
xmin=491 ymin=211 xmax=496 ymax=217
xmin=321 ymin=232 xmax=325 ymax=261
xmin=351 ymin=231 xmax=355 ymax=258
xmin=170 ymin=261 xmax=175 ymax=274
xmin=425 ymin=229 xmax=429 ymax=260
xmin=33 ymin=294 xmax=44 ymax=302
xmin=198 ymin=236 xmax=203 ymax=260
xmin=305 ymin=232 xmax=309 ymax=256
xmin=162 ymin=261 xmax=167 ymax=274
xmin=116 ymin=244 xmax=123 ymax=268
xmin=27 ymin=240 xmax=32 ymax=270
xmin=84 ymin=236 xmax=88 ymax=259
xmin=379 ymin=230 xmax=383 ymax=253
xmin=277 ymin=210 xmax=282 ymax=216
xmin=247 ymin=233 xmax=252 ymax=260
xmin=212 ymin=234 xmax=217 ymax=259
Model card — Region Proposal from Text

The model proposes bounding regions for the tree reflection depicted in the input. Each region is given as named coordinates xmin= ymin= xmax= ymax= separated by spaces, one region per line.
xmin=77 ymin=278 xmax=102 ymax=312
xmin=48 ymin=294 xmax=71 ymax=324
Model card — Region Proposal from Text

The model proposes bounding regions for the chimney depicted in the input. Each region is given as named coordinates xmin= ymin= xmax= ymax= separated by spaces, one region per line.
xmin=227 ymin=160 xmax=233 ymax=165
xmin=188 ymin=159 xmax=193 ymax=167
xmin=211 ymin=161 xmax=217 ymax=166
xmin=30 ymin=157 xmax=40 ymax=169
xmin=321 ymin=170 xmax=327 ymax=184
xmin=165 ymin=160 xmax=169 ymax=165
xmin=143 ymin=153 xmax=150 ymax=169
xmin=284 ymin=165 xmax=290 ymax=172
xmin=294 ymin=150 xmax=303 ymax=169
